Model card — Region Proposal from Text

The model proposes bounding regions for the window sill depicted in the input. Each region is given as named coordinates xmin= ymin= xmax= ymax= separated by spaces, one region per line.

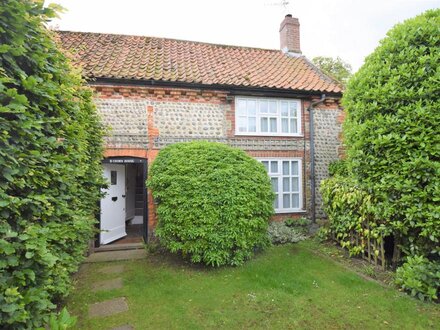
xmin=235 ymin=133 xmax=304 ymax=138
xmin=274 ymin=209 xmax=307 ymax=214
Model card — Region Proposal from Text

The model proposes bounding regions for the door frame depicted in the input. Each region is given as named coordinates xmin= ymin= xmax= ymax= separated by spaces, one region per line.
xmin=95 ymin=157 xmax=148 ymax=247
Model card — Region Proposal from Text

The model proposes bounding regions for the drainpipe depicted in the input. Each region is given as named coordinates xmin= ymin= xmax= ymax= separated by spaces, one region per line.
xmin=307 ymin=94 xmax=326 ymax=223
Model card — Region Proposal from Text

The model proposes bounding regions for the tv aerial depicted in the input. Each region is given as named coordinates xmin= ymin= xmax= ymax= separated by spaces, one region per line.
xmin=265 ymin=1 xmax=291 ymax=14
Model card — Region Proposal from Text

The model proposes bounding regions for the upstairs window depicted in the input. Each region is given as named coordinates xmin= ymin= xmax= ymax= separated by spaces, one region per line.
xmin=235 ymin=97 xmax=301 ymax=136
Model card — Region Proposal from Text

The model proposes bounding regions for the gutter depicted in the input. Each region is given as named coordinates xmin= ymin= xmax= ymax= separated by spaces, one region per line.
xmin=89 ymin=77 xmax=343 ymax=99
xmin=307 ymin=94 xmax=326 ymax=223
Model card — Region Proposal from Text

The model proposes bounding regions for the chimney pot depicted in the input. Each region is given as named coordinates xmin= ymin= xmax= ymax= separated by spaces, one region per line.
xmin=279 ymin=14 xmax=301 ymax=54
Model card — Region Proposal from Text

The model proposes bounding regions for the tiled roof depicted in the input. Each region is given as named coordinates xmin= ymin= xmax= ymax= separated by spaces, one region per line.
xmin=56 ymin=31 xmax=342 ymax=94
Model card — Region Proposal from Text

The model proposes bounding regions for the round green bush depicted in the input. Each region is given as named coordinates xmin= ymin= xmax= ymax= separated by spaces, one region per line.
xmin=342 ymin=9 xmax=440 ymax=257
xmin=148 ymin=142 xmax=274 ymax=266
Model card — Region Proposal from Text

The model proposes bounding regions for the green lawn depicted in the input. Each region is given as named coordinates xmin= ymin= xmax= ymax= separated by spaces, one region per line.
xmin=68 ymin=241 xmax=440 ymax=329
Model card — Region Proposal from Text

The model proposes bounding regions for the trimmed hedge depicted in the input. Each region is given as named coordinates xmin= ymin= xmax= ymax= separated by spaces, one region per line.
xmin=0 ymin=1 xmax=104 ymax=328
xmin=322 ymin=9 xmax=440 ymax=301
xmin=148 ymin=142 xmax=274 ymax=266
xmin=342 ymin=9 xmax=440 ymax=258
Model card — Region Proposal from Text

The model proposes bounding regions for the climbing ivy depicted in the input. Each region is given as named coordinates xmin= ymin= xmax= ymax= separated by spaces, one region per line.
xmin=0 ymin=1 xmax=105 ymax=328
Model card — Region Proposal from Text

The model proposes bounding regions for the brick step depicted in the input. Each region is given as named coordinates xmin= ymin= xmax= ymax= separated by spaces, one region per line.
xmin=135 ymin=201 xmax=144 ymax=208
xmin=135 ymin=208 xmax=143 ymax=216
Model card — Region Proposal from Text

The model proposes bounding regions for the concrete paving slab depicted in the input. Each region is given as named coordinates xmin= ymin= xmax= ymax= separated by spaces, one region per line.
xmin=109 ymin=325 xmax=134 ymax=330
xmin=92 ymin=278 xmax=123 ymax=292
xmin=85 ymin=249 xmax=147 ymax=263
xmin=98 ymin=264 xmax=125 ymax=274
xmin=88 ymin=297 xmax=128 ymax=318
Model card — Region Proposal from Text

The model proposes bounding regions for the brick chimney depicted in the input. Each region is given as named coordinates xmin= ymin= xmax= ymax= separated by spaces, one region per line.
xmin=279 ymin=14 xmax=301 ymax=53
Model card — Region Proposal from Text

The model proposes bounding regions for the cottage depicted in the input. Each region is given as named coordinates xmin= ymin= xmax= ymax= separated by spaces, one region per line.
xmin=58 ymin=14 xmax=344 ymax=248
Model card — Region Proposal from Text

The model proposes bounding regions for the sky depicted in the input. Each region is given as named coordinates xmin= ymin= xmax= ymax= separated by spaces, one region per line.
xmin=46 ymin=0 xmax=439 ymax=72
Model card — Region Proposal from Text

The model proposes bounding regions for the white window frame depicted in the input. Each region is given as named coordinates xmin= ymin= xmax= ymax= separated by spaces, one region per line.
xmin=258 ymin=158 xmax=303 ymax=213
xmin=235 ymin=97 xmax=302 ymax=137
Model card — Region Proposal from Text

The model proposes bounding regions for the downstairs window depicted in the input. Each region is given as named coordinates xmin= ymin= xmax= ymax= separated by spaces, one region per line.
xmin=259 ymin=158 xmax=303 ymax=213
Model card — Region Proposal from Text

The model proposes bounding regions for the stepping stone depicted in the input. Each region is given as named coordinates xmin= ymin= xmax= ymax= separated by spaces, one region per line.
xmin=89 ymin=297 xmax=128 ymax=318
xmin=85 ymin=249 xmax=147 ymax=263
xmin=92 ymin=278 xmax=123 ymax=292
xmin=98 ymin=264 xmax=125 ymax=274
xmin=109 ymin=325 xmax=134 ymax=330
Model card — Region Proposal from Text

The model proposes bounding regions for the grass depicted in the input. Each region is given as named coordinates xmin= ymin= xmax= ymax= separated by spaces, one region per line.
xmin=67 ymin=241 xmax=440 ymax=329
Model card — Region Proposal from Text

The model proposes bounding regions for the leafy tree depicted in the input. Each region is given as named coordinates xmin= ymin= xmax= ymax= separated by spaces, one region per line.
xmin=312 ymin=56 xmax=352 ymax=84
xmin=0 ymin=1 xmax=104 ymax=328
xmin=149 ymin=142 xmax=274 ymax=267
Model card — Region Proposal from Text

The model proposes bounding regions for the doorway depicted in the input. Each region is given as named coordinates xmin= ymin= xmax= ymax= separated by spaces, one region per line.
xmin=98 ymin=157 xmax=148 ymax=247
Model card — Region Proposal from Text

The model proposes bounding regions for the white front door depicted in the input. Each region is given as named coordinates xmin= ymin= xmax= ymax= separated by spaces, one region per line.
xmin=101 ymin=164 xmax=127 ymax=244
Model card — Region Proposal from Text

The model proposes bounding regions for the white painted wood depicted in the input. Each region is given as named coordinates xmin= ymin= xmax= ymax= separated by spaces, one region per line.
xmin=101 ymin=164 xmax=127 ymax=244
xmin=125 ymin=164 xmax=136 ymax=221
xmin=257 ymin=157 xmax=303 ymax=213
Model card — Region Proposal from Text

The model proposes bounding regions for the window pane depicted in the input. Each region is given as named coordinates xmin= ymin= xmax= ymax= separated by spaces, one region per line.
xmin=248 ymin=101 xmax=256 ymax=115
xmin=292 ymin=194 xmax=300 ymax=208
xmin=270 ymin=161 xmax=278 ymax=173
xmin=238 ymin=116 xmax=247 ymax=132
xmin=289 ymin=102 xmax=297 ymax=117
xmin=281 ymin=102 xmax=288 ymax=116
xmin=248 ymin=117 xmax=256 ymax=132
xmin=291 ymin=161 xmax=298 ymax=175
xmin=291 ymin=177 xmax=299 ymax=191
xmin=290 ymin=118 xmax=297 ymax=133
xmin=237 ymin=100 xmax=246 ymax=115
xmin=269 ymin=101 xmax=277 ymax=114
xmin=111 ymin=171 xmax=117 ymax=185
xmin=247 ymin=100 xmax=256 ymax=114
xmin=260 ymin=101 xmax=268 ymax=113
xmin=271 ymin=178 xmax=278 ymax=192
xmin=282 ymin=161 xmax=289 ymax=175
xmin=283 ymin=177 xmax=290 ymax=192
xmin=262 ymin=161 xmax=269 ymax=171
xmin=273 ymin=194 xmax=278 ymax=209
xmin=281 ymin=118 xmax=288 ymax=133
xmin=261 ymin=117 xmax=268 ymax=132
xmin=283 ymin=194 xmax=290 ymax=208
xmin=270 ymin=118 xmax=277 ymax=132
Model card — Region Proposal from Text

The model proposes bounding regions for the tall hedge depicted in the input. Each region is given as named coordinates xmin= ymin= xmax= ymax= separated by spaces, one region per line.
xmin=0 ymin=1 xmax=104 ymax=328
xmin=342 ymin=9 xmax=440 ymax=258
xmin=322 ymin=9 xmax=439 ymax=301
xmin=149 ymin=142 xmax=274 ymax=266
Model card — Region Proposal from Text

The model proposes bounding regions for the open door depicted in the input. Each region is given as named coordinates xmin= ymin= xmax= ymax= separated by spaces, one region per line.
xmin=101 ymin=164 xmax=127 ymax=244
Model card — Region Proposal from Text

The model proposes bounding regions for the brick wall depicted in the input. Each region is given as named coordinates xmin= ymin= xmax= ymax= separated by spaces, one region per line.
xmin=93 ymin=84 xmax=342 ymax=230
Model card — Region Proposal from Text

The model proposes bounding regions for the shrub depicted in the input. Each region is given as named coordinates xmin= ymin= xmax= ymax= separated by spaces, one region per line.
xmin=342 ymin=9 xmax=440 ymax=258
xmin=284 ymin=217 xmax=311 ymax=235
xmin=148 ymin=142 xmax=274 ymax=266
xmin=315 ymin=227 xmax=330 ymax=242
xmin=328 ymin=159 xmax=348 ymax=177
xmin=0 ymin=1 xmax=104 ymax=328
xmin=47 ymin=308 xmax=77 ymax=330
xmin=395 ymin=256 xmax=440 ymax=302
xmin=320 ymin=176 xmax=391 ymax=256
xmin=267 ymin=222 xmax=306 ymax=245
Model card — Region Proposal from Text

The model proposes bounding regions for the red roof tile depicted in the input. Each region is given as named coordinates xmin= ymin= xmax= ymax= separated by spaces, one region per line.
xmin=56 ymin=31 xmax=342 ymax=94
